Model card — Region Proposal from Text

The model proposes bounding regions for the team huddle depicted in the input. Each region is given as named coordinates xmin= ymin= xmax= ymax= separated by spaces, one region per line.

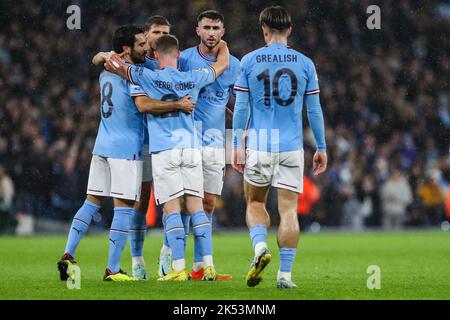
xmin=57 ymin=6 xmax=327 ymax=289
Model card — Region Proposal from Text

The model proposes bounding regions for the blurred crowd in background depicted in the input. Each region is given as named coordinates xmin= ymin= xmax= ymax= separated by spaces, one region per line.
xmin=0 ymin=0 xmax=449 ymax=232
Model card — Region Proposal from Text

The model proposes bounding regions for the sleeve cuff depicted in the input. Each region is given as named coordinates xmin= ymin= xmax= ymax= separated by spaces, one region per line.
xmin=233 ymin=85 xmax=249 ymax=92
xmin=127 ymin=65 xmax=137 ymax=85
xmin=305 ymin=89 xmax=320 ymax=95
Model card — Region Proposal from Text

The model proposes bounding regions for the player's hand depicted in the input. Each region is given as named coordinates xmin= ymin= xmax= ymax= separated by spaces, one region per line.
xmin=101 ymin=51 xmax=116 ymax=61
xmin=176 ymin=95 xmax=196 ymax=114
xmin=231 ymin=147 xmax=246 ymax=174
xmin=104 ymin=53 xmax=125 ymax=72
xmin=217 ymin=40 xmax=228 ymax=52
xmin=312 ymin=150 xmax=327 ymax=176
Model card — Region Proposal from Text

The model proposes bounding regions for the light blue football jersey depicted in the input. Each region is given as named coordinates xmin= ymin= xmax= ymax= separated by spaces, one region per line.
xmin=128 ymin=65 xmax=216 ymax=153
xmin=234 ymin=43 xmax=321 ymax=152
xmin=92 ymin=70 xmax=144 ymax=160
xmin=139 ymin=54 xmax=160 ymax=146
xmin=179 ymin=47 xmax=240 ymax=148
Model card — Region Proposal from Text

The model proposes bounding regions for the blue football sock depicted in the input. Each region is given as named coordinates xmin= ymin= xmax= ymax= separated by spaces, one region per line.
xmin=160 ymin=206 xmax=170 ymax=249
xmin=65 ymin=200 xmax=101 ymax=258
xmin=165 ymin=213 xmax=185 ymax=261
xmin=279 ymin=248 xmax=297 ymax=273
xmin=162 ymin=217 xmax=169 ymax=247
xmin=191 ymin=211 xmax=212 ymax=259
xmin=194 ymin=214 xmax=213 ymax=264
xmin=181 ymin=213 xmax=191 ymax=251
xmin=107 ymin=207 xmax=132 ymax=273
xmin=249 ymin=224 xmax=267 ymax=250
xmin=129 ymin=209 xmax=147 ymax=257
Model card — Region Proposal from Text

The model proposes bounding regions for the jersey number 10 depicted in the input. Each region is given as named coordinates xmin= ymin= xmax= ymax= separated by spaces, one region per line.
xmin=257 ymin=68 xmax=298 ymax=107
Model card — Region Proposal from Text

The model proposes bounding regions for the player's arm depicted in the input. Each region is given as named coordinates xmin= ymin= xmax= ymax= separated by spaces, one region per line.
xmin=130 ymin=83 xmax=195 ymax=115
xmin=92 ymin=51 xmax=115 ymax=66
xmin=231 ymin=56 xmax=251 ymax=174
xmin=226 ymin=59 xmax=241 ymax=120
xmin=231 ymin=90 xmax=249 ymax=174
xmin=305 ymin=59 xmax=327 ymax=176
xmin=226 ymin=93 xmax=235 ymax=121
xmin=210 ymin=40 xmax=230 ymax=79
xmin=134 ymin=95 xmax=195 ymax=114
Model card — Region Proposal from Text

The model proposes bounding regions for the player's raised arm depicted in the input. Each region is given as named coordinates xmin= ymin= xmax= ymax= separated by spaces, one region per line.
xmin=210 ymin=40 xmax=229 ymax=78
xmin=92 ymin=51 xmax=115 ymax=66
xmin=304 ymin=59 xmax=327 ymax=176
xmin=104 ymin=53 xmax=130 ymax=79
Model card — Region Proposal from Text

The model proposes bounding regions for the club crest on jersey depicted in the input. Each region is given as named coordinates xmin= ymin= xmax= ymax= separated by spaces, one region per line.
xmin=135 ymin=66 xmax=144 ymax=76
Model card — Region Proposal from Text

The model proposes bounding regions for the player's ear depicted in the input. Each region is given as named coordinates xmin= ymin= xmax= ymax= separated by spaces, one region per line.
xmin=287 ymin=26 xmax=292 ymax=37
xmin=196 ymin=26 xmax=201 ymax=37
xmin=261 ymin=26 xmax=269 ymax=40
xmin=177 ymin=51 xmax=180 ymax=59
xmin=261 ymin=25 xmax=267 ymax=36
xmin=122 ymin=46 xmax=131 ymax=55
xmin=154 ymin=51 xmax=159 ymax=60
xmin=221 ymin=27 xmax=226 ymax=37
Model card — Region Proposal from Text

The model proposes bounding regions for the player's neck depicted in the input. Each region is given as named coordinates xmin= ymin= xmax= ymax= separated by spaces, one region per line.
xmin=147 ymin=48 xmax=156 ymax=59
xmin=266 ymin=34 xmax=288 ymax=46
xmin=199 ymin=42 xmax=219 ymax=57
xmin=158 ymin=57 xmax=178 ymax=69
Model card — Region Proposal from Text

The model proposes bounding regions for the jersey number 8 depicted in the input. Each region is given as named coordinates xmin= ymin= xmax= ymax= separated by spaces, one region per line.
xmin=101 ymin=82 xmax=114 ymax=118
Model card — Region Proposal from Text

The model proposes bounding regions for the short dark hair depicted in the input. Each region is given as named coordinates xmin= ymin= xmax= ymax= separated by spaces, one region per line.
xmin=145 ymin=15 xmax=171 ymax=31
xmin=259 ymin=6 xmax=292 ymax=32
xmin=112 ymin=25 xmax=144 ymax=53
xmin=155 ymin=34 xmax=179 ymax=55
xmin=197 ymin=10 xmax=224 ymax=25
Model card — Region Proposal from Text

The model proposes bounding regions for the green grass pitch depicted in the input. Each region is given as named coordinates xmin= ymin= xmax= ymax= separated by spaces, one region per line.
xmin=0 ymin=231 xmax=449 ymax=299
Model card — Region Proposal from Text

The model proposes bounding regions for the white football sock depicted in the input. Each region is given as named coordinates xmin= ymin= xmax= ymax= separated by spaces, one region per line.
xmin=192 ymin=262 xmax=204 ymax=272
xmin=172 ymin=259 xmax=185 ymax=272
xmin=160 ymin=244 xmax=172 ymax=255
xmin=278 ymin=270 xmax=292 ymax=281
xmin=254 ymin=242 xmax=268 ymax=257
xmin=132 ymin=256 xmax=145 ymax=267
xmin=203 ymin=255 xmax=214 ymax=268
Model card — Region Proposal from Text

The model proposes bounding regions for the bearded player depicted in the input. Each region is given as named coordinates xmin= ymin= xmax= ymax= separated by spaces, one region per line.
xmin=92 ymin=16 xmax=170 ymax=280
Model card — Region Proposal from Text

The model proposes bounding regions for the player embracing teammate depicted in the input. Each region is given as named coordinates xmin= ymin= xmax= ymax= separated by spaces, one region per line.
xmin=57 ymin=5 xmax=327 ymax=288
xmin=106 ymin=34 xmax=230 ymax=280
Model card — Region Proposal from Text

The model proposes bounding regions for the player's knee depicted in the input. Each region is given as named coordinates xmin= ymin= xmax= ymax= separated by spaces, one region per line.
xmin=184 ymin=195 xmax=203 ymax=214
xmin=203 ymin=194 xmax=216 ymax=214
xmin=164 ymin=198 xmax=182 ymax=214
xmin=114 ymin=198 xmax=135 ymax=208
xmin=278 ymin=200 xmax=297 ymax=218
xmin=247 ymin=199 xmax=266 ymax=212
xmin=86 ymin=194 xmax=105 ymax=206
xmin=136 ymin=193 xmax=150 ymax=212
xmin=135 ymin=201 xmax=148 ymax=213
xmin=136 ymin=183 xmax=151 ymax=212
xmin=280 ymin=212 xmax=299 ymax=229
xmin=203 ymin=201 xmax=215 ymax=215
